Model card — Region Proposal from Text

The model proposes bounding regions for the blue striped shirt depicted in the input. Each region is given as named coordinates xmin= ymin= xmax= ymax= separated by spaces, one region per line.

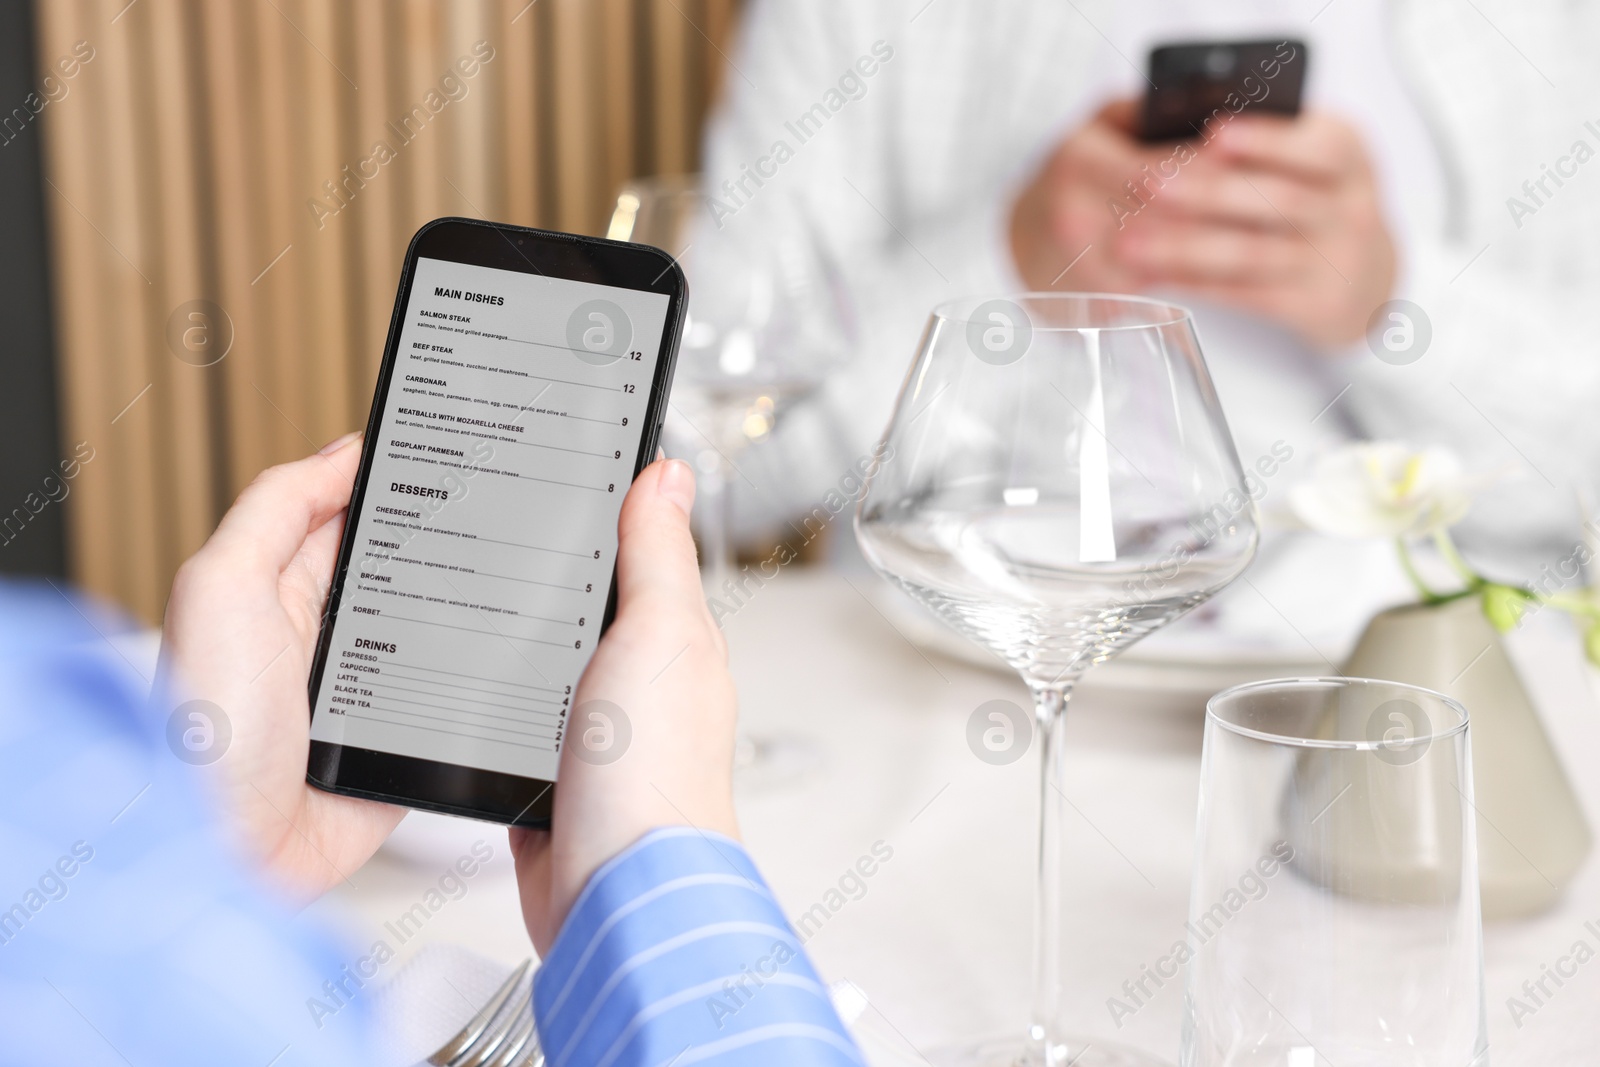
xmin=0 ymin=582 xmax=373 ymax=1066
xmin=534 ymin=828 xmax=863 ymax=1066
xmin=0 ymin=582 xmax=862 ymax=1066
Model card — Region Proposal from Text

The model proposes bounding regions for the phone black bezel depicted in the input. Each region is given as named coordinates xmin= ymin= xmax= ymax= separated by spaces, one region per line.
xmin=305 ymin=216 xmax=687 ymax=828
xmin=1139 ymin=38 xmax=1307 ymax=143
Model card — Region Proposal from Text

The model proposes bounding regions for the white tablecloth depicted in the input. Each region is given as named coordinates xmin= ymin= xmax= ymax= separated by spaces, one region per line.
xmin=305 ymin=567 xmax=1600 ymax=1066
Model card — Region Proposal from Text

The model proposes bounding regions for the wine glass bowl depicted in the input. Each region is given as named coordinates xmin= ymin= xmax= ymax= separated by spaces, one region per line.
xmin=857 ymin=294 xmax=1258 ymax=688
xmin=855 ymin=293 xmax=1259 ymax=1067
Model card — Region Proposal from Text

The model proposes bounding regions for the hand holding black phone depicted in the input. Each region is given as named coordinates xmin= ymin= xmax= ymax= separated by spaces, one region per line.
xmin=304 ymin=218 xmax=686 ymax=827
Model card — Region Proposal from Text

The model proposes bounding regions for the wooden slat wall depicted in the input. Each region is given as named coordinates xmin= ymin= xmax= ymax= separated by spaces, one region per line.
xmin=36 ymin=0 xmax=741 ymax=623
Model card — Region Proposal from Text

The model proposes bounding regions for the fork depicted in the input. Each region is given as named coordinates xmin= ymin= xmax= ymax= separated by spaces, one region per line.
xmin=424 ymin=959 xmax=543 ymax=1067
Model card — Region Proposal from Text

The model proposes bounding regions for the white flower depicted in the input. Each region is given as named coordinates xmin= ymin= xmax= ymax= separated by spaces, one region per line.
xmin=1289 ymin=442 xmax=1473 ymax=539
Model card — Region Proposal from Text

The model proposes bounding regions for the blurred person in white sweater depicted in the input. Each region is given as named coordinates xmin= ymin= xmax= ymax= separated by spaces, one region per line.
xmin=695 ymin=0 xmax=1600 ymax=590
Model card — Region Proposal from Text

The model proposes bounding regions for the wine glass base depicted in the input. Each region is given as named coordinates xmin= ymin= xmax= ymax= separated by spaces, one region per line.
xmin=924 ymin=1034 xmax=1172 ymax=1067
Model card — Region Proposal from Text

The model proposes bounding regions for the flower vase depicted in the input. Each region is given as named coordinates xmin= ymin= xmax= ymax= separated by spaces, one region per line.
xmin=1302 ymin=595 xmax=1591 ymax=919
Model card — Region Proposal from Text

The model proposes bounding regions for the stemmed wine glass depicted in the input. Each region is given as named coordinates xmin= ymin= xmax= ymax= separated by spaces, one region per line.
xmin=855 ymin=294 xmax=1259 ymax=1067
xmin=608 ymin=175 xmax=849 ymax=590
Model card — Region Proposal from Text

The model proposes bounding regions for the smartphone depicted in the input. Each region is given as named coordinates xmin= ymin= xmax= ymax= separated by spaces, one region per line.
xmin=305 ymin=217 xmax=686 ymax=827
xmin=1140 ymin=38 xmax=1307 ymax=143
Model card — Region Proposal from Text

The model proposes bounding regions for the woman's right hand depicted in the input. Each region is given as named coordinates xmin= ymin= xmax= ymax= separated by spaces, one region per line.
xmin=509 ymin=458 xmax=740 ymax=954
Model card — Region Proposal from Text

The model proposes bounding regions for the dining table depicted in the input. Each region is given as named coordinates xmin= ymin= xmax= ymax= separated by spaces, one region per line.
xmin=288 ymin=563 xmax=1600 ymax=1066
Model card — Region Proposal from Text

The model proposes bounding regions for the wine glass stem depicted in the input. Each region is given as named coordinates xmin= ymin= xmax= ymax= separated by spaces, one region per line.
xmin=1028 ymin=682 xmax=1073 ymax=1067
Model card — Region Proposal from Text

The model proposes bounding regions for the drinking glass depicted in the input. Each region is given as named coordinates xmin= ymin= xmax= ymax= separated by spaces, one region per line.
xmin=855 ymin=294 xmax=1259 ymax=1066
xmin=1185 ymin=678 xmax=1488 ymax=1067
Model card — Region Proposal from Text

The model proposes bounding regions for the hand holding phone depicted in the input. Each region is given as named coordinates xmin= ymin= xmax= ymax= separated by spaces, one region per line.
xmin=305 ymin=218 xmax=688 ymax=826
xmin=509 ymin=456 xmax=740 ymax=953
xmin=159 ymin=433 xmax=406 ymax=898
xmin=162 ymin=441 xmax=737 ymax=917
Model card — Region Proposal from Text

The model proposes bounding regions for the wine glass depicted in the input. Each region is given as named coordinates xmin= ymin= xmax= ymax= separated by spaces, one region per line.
xmin=607 ymin=175 xmax=850 ymax=590
xmin=855 ymin=294 xmax=1259 ymax=1067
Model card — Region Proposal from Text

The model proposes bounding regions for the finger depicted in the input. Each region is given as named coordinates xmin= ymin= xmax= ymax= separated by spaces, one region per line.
xmin=296 ymin=508 xmax=349 ymax=582
xmin=318 ymin=430 xmax=361 ymax=455
xmin=1163 ymin=278 xmax=1308 ymax=326
xmin=1060 ymin=116 xmax=1163 ymax=190
xmin=509 ymin=826 xmax=551 ymax=864
xmin=613 ymin=458 xmax=703 ymax=612
xmin=1146 ymin=165 xmax=1332 ymax=231
xmin=1097 ymin=96 xmax=1141 ymax=136
xmin=1044 ymin=130 xmax=1169 ymax=255
xmin=204 ymin=436 xmax=363 ymax=574
xmin=1211 ymin=110 xmax=1366 ymax=183
xmin=277 ymin=509 xmax=350 ymax=637
xmin=1115 ymin=221 xmax=1312 ymax=284
xmin=509 ymin=826 xmax=556 ymax=952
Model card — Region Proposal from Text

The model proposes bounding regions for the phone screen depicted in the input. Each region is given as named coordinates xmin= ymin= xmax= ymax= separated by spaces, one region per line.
xmin=308 ymin=255 xmax=670 ymax=783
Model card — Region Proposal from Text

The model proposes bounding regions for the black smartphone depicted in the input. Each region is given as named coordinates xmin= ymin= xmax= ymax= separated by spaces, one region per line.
xmin=305 ymin=217 xmax=686 ymax=827
xmin=1140 ymin=38 xmax=1307 ymax=143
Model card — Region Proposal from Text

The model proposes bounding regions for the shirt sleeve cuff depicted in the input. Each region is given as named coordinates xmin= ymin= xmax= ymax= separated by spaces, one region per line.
xmin=533 ymin=827 xmax=862 ymax=1067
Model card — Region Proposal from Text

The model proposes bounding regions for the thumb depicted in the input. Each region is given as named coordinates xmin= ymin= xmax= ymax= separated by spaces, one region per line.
xmin=509 ymin=827 xmax=558 ymax=955
xmin=613 ymin=458 xmax=701 ymax=611
xmin=206 ymin=435 xmax=362 ymax=573
xmin=1100 ymin=96 xmax=1141 ymax=136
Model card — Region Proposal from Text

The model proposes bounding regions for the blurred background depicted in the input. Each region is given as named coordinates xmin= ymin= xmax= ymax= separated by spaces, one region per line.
xmin=5 ymin=0 xmax=740 ymax=623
